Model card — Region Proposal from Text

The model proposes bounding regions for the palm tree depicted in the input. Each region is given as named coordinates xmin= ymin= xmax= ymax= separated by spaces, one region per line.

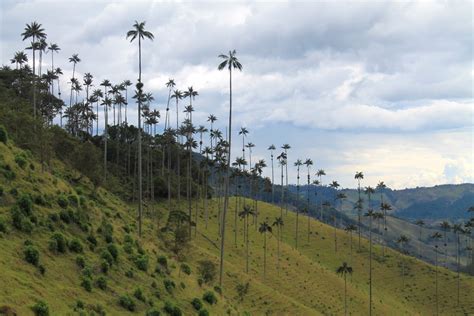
xmin=281 ymin=144 xmax=291 ymax=214
xmin=268 ymin=144 xmax=276 ymax=202
xmin=337 ymin=262 xmax=353 ymax=316
xmin=294 ymin=159 xmax=303 ymax=249
xmin=126 ymin=20 xmax=154 ymax=237
xmin=316 ymin=169 xmax=326 ymax=221
xmin=46 ymin=43 xmax=60 ymax=95
xmin=345 ymin=224 xmax=357 ymax=264
xmin=452 ymin=224 xmax=464 ymax=306
xmin=335 ymin=192 xmax=346 ymax=252
xmin=364 ymin=205 xmax=375 ymax=316
xmin=304 ymin=158 xmax=313 ymax=242
xmin=68 ymin=54 xmax=81 ymax=108
xmin=171 ymin=89 xmax=183 ymax=202
xmin=164 ymin=79 xmax=175 ymax=129
xmin=396 ymin=234 xmax=410 ymax=289
xmin=415 ymin=219 xmax=425 ymax=258
xmin=259 ymin=221 xmax=272 ymax=279
xmin=37 ymin=38 xmax=47 ymax=77
xmin=11 ymin=51 xmax=28 ymax=70
xmin=272 ymin=217 xmax=284 ymax=275
xmin=217 ymin=49 xmax=243 ymax=286
xmin=239 ymin=127 xmax=249 ymax=167
xmin=439 ymin=221 xmax=451 ymax=267
xmin=380 ymin=202 xmax=392 ymax=256
xmin=21 ymin=21 xmax=46 ymax=119
xmin=239 ymin=205 xmax=254 ymax=274
xmin=355 ymin=171 xmax=364 ymax=248
xmin=277 ymin=152 xmax=287 ymax=219
xmin=431 ymin=231 xmax=442 ymax=315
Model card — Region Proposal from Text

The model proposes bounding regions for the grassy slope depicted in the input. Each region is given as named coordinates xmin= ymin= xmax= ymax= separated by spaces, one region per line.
xmin=1 ymin=140 xmax=473 ymax=315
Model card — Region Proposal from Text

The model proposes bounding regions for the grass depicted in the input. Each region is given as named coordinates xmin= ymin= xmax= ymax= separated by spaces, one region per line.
xmin=0 ymin=140 xmax=473 ymax=315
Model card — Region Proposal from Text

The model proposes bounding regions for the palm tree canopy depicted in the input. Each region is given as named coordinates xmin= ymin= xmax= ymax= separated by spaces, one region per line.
xmin=355 ymin=171 xmax=364 ymax=180
xmin=337 ymin=262 xmax=353 ymax=275
xmin=258 ymin=221 xmax=272 ymax=234
xmin=21 ymin=21 xmax=46 ymax=41
xmin=217 ymin=49 xmax=243 ymax=71
xmin=268 ymin=144 xmax=276 ymax=150
xmin=126 ymin=21 xmax=154 ymax=42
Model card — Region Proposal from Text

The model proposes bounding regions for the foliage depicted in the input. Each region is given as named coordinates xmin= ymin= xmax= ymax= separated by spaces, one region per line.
xmin=197 ymin=260 xmax=216 ymax=284
xmin=180 ymin=263 xmax=191 ymax=275
xmin=133 ymin=287 xmax=145 ymax=301
xmin=118 ymin=294 xmax=136 ymax=311
xmin=68 ymin=238 xmax=83 ymax=253
xmin=134 ymin=254 xmax=149 ymax=271
xmin=163 ymin=301 xmax=182 ymax=316
xmin=0 ymin=124 xmax=7 ymax=143
xmin=191 ymin=298 xmax=203 ymax=311
xmin=75 ymin=255 xmax=86 ymax=268
xmin=31 ymin=300 xmax=49 ymax=316
xmin=163 ymin=279 xmax=175 ymax=293
xmin=202 ymin=291 xmax=217 ymax=305
xmin=23 ymin=245 xmax=39 ymax=266
xmin=48 ymin=232 xmax=67 ymax=253
xmin=236 ymin=282 xmax=250 ymax=302
xmin=96 ymin=276 xmax=107 ymax=290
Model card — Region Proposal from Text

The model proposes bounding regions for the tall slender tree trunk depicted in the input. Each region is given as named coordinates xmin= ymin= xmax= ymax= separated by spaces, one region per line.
xmin=358 ymin=181 xmax=361 ymax=249
xmin=137 ymin=36 xmax=143 ymax=237
xmin=369 ymin=215 xmax=372 ymax=316
xmin=271 ymin=153 xmax=274 ymax=203
xmin=344 ymin=274 xmax=347 ymax=316
xmin=263 ymin=232 xmax=267 ymax=280
xmin=219 ymin=67 xmax=233 ymax=287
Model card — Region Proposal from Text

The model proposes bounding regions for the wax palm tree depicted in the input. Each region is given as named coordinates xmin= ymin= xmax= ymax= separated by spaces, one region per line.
xmin=239 ymin=205 xmax=254 ymax=274
xmin=272 ymin=217 xmax=284 ymax=275
xmin=37 ymin=38 xmax=47 ymax=77
xmin=337 ymin=262 xmax=353 ymax=316
xmin=415 ymin=219 xmax=425 ymax=258
xmin=364 ymin=208 xmax=375 ymax=316
xmin=246 ymin=142 xmax=255 ymax=173
xmin=68 ymin=54 xmax=81 ymax=108
xmin=397 ymin=234 xmax=410 ymax=289
xmin=334 ymin=192 xmax=346 ymax=252
xmin=21 ymin=21 xmax=46 ymax=119
xmin=281 ymin=144 xmax=291 ymax=214
xmin=253 ymin=159 xmax=266 ymax=229
xmin=268 ymin=144 xmax=276 ymax=202
xmin=439 ymin=221 xmax=451 ymax=267
xmin=304 ymin=158 xmax=313 ymax=242
xmin=46 ymin=43 xmax=60 ymax=92
xmin=164 ymin=78 xmax=175 ymax=129
xmin=355 ymin=171 xmax=364 ymax=248
xmin=127 ymin=20 xmax=154 ymax=237
xmin=11 ymin=51 xmax=28 ymax=70
xmin=259 ymin=221 xmax=272 ymax=279
xmin=452 ymin=223 xmax=464 ymax=305
xmin=217 ymin=49 xmax=242 ymax=286
xmin=316 ymin=169 xmax=326 ymax=221
xmin=207 ymin=114 xmax=217 ymax=156
xmin=294 ymin=159 xmax=303 ymax=249
xmin=345 ymin=224 xmax=357 ymax=264
xmin=277 ymin=152 xmax=287 ymax=219
xmin=431 ymin=231 xmax=442 ymax=315
xmin=239 ymin=127 xmax=249 ymax=165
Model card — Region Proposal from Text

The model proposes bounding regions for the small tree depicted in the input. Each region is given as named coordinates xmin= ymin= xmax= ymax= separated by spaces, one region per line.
xmin=337 ymin=262 xmax=353 ymax=316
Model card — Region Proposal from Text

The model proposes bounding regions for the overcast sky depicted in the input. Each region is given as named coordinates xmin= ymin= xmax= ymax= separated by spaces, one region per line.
xmin=1 ymin=0 xmax=472 ymax=189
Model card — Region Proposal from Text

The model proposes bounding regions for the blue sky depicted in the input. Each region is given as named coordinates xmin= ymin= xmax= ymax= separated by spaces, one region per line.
xmin=1 ymin=0 xmax=472 ymax=189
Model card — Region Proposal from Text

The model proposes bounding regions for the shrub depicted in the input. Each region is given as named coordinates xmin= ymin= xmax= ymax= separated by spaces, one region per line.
xmin=123 ymin=242 xmax=134 ymax=254
xmin=125 ymin=269 xmax=134 ymax=278
xmin=191 ymin=298 xmax=202 ymax=311
xmin=0 ymin=217 xmax=7 ymax=233
xmin=157 ymin=255 xmax=168 ymax=268
xmin=100 ymin=260 xmax=110 ymax=273
xmin=213 ymin=285 xmax=222 ymax=295
xmin=133 ymin=287 xmax=145 ymax=301
xmin=146 ymin=308 xmax=161 ymax=316
xmin=49 ymin=233 xmax=67 ymax=253
xmin=180 ymin=263 xmax=191 ymax=275
xmin=98 ymin=219 xmax=113 ymax=243
xmin=24 ymin=245 xmax=40 ymax=266
xmin=135 ymin=254 xmax=149 ymax=271
xmin=57 ymin=195 xmax=68 ymax=208
xmin=197 ymin=260 xmax=216 ymax=284
xmin=118 ymin=294 xmax=136 ymax=311
xmin=163 ymin=279 xmax=175 ymax=293
xmin=82 ymin=267 xmax=93 ymax=279
xmin=48 ymin=213 xmax=59 ymax=222
xmin=202 ymin=291 xmax=217 ymax=305
xmin=87 ymin=234 xmax=97 ymax=247
xmin=75 ymin=256 xmax=86 ymax=268
xmin=100 ymin=249 xmax=114 ymax=266
xmin=31 ymin=300 xmax=49 ymax=316
xmin=197 ymin=278 xmax=203 ymax=287
xmin=107 ymin=243 xmax=119 ymax=262
xmin=68 ymin=194 xmax=79 ymax=207
xmin=198 ymin=309 xmax=209 ymax=316
xmin=38 ymin=265 xmax=46 ymax=275
xmin=14 ymin=153 xmax=27 ymax=169
xmin=0 ymin=125 xmax=8 ymax=143
xmin=81 ymin=277 xmax=92 ymax=292
xmin=96 ymin=276 xmax=107 ymax=290
xmin=68 ymin=238 xmax=83 ymax=253
xmin=163 ymin=301 xmax=182 ymax=316
xmin=17 ymin=194 xmax=33 ymax=215
xmin=0 ymin=185 xmax=3 ymax=197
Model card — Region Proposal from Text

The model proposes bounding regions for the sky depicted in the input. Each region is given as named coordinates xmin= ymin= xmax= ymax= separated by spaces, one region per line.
xmin=1 ymin=0 xmax=472 ymax=189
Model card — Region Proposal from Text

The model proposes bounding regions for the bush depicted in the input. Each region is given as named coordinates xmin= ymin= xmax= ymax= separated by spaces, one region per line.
xmin=0 ymin=125 xmax=8 ymax=143
xmin=59 ymin=209 xmax=72 ymax=224
xmin=11 ymin=206 xmax=34 ymax=232
xmin=180 ymin=263 xmax=191 ymax=275
xmin=14 ymin=153 xmax=27 ymax=169
xmin=49 ymin=233 xmax=67 ymax=253
xmin=100 ymin=249 xmax=114 ymax=266
xmin=87 ymin=234 xmax=97 ymax=247
xmin=157 ymin=255 xmax=168 ymax=268
xmin=0 ymin=185 xmax=3 ymax=197
xmin=24 ymin=245 xmax=40 ymax=266
xmin=134 ymin=254 xmax=149 ymax=271
xmin=82 ymin=267 xmax=93 ymax=279
xmin=38 ymin=265 xmax=46 ymax=275
xmin=0 ymin=217 xmax=7 ymax=233
xmin=75 ymin=256 xmax=86 ymax=268
xmin=57 ymin=194 xmax=68 ymax=208
xmin=191 ymin=298 xmax=202 ymax=311
xmin=163 ymin=301 xmax=182 ymax=316
xmin=163 ymin=279 xmax=176 ymax=293
xmin=202 ymin=291 xmax=217 ymax=305
xmin=213 ymin=285 xmax=222 ymax=295
xmin=197 ymin=278 xmax=203 ymax=287
xmin=31 ymin=300 xmax=49 ymax=316
xmin=198 ymin=309 xmax=209 ymax=316
xmin=17 ymin=194 xmax=33 ymax=214
xmin=197 ymin=260 xmax=216 ymax=284
xmin=68 ymin=238 xmax=83 ymax=253
xmin=146 ymin=308 xmax=161 ymax=316
xmin=133 ymin=287 xmax=145 ymax=301
xmin=96 ymin=276 xmax=107 ymax=290
xmin=81 ymin=277 xmax=92 ymax=292
xmin=125 ymin=269 xmax=134 ymax=278
xmin=107 ymin=243 xmax=119 ymax=262
xmin=68 ymin=194 xmax=79 ymax=207
xmin=100 ymin=259 xmax=110 ymax=274
xmin=118 ymin=294 xmax=136 ymax=311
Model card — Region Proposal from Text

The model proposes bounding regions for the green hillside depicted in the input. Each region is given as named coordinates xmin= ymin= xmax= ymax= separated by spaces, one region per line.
xmin=1 ymin=139 xmax=473 ymax=315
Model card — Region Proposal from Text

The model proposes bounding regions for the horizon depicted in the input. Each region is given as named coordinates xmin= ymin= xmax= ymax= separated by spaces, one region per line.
xmin=1 ymin=0 xmax=472 ymax=189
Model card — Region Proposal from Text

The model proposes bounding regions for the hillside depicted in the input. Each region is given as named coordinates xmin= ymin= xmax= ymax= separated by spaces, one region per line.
xmin=1 ymin=140 xmax=473 ymax=315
